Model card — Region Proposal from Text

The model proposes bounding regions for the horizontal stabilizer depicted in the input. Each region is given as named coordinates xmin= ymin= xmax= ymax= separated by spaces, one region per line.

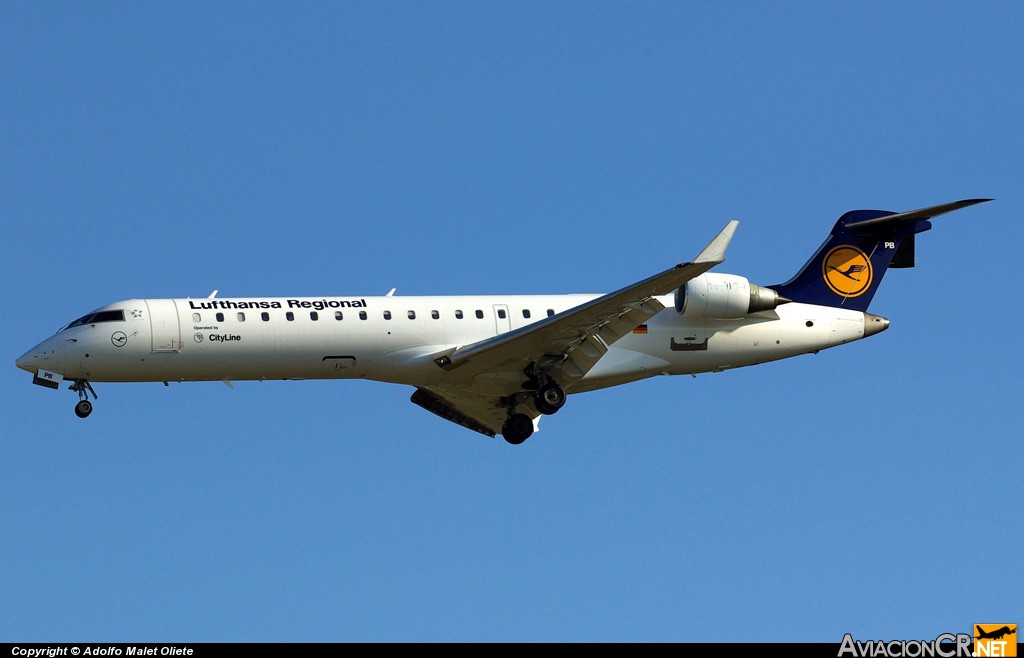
xmin=845 ymin=198 xmax=992 ymax=231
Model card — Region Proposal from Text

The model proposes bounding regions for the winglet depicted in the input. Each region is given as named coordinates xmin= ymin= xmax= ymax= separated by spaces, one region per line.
xmin=693 ymin=220 xmax=739 ymax=264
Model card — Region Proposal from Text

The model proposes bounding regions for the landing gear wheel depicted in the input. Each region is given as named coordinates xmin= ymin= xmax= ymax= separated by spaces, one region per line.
xmin=75 ymin=400 xmax=93 ymax=418
xmin=69 ymin=379 xmax=97 ymax=418
xmin=534 ymin=383 xmax=566 ymax=415
xmin=502 ymin=413 xmax=534 ymax=445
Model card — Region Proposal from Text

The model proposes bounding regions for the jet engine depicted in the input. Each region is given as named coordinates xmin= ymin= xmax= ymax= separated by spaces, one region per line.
xmin=675 ymin=273 xmax=789 ymax=319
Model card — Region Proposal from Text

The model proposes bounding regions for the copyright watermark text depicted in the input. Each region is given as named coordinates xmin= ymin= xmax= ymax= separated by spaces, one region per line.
xmin=11 ymin=649 xmax=193 ymax=657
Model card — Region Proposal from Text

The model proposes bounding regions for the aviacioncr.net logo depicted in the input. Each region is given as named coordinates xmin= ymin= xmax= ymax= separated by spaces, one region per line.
xmin=838 ymin=633 xmax=972 ymax=657
xmin=975 ymin=624 xmax=1017 ymax=657
xmin=823 ymin=245 xmax=873 ymax=297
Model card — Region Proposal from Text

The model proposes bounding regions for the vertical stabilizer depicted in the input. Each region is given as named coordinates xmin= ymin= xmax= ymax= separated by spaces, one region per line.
xmin=772 ymin=199 xmax=991 ymax=311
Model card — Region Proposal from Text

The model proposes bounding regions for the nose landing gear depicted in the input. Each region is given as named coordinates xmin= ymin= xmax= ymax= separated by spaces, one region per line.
xmin=69 ymin=379 xmax=97 ymax=418
xmin=75 ymin=400 xmax=93 ymax=418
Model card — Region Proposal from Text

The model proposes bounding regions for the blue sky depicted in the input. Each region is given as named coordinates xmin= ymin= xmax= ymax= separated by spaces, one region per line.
xmin=2 ymin=1 xmax=1020 ymax=643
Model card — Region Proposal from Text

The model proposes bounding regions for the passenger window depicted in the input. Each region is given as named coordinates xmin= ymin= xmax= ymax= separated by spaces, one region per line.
xmin=408 ymin=310 xmax=416 ymax=320
xmin=261 ymin=312 xmax=270 ymax=321
xmin=475 ymin=310 xmax=484 ymax=319
xmin=359 ymin=311 xmax=367 ymax=320
xmin=497 ymin=309 xmax=507 ymax=319
xmin=547 ymin=309 xmax=555 ymax=317
xmin=335 ymin=311 xmax=343 ymax=320
xmin=286 ymin=312 xmax=294 ymax=321
xmin=455 ymin=310 xmax=463 ymax=319
xmin=192 ymin=313 xmax=201 ymax=322
xmin=431 ymin=310 xmax=439 ymax=319
xmin=216 ymin=312 xmax=224 ymax=322
xmin=384 ymin=311 xmax=392 ymax=320
xmin=237 ymin=313 xmax=245 ymax=322
xmin=523 ymin=309 xmax=531 ymax=319
xmin=310 ymin=311 xmax=319 ymax=321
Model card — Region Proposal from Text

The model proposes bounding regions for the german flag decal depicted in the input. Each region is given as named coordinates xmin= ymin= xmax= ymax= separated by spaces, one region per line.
xmin=632 ymin=324 xmax=648 ymax=334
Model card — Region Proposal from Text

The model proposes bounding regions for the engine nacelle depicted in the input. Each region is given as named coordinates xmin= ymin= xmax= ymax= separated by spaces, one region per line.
xmin=675 ymin=273 xmax=789 ymax=319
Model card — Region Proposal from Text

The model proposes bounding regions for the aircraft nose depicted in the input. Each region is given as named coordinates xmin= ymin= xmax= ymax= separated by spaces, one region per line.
xmin=16 ymin=349 xmax=35 ymax=372
xmin=16 ymin=337 xmax=60 ymax=374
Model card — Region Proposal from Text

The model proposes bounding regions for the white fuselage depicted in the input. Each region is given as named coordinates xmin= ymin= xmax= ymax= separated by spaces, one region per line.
xmin=17 ymin=294 xmax=872 ymax=393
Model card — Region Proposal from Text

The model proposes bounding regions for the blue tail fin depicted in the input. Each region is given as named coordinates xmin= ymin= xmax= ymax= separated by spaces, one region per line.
xmin=772 ymin=199 xmax=991 ymax=311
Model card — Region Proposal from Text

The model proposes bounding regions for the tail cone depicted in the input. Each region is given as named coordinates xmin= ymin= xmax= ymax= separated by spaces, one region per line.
xmin=864 ymin=313 xmax=889 ymax=337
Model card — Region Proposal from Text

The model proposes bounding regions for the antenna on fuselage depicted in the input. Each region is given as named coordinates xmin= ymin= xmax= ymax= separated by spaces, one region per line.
xmin=385 ymin=288 xmax=396 ymax=296
xmin=208 ymin=290 xmax=218 ymax=298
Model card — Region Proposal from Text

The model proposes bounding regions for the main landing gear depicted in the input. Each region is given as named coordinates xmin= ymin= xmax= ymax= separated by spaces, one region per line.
xmin=501 ymin=413 xmax=534 ymax=445
xmin=69 ymin=379 xmax=97 ymax=418
xmin=500 ymin=379 xmax=567 ymax=445
xmin=534 ymin=382 xmax=566 ymax=415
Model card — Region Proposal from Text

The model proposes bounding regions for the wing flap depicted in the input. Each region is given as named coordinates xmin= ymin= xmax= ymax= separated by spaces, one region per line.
xmin=596 ymin=300 xmax=664 ymax=344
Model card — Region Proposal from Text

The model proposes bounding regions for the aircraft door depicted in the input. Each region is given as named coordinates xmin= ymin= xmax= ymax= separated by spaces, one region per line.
xmin=493 ymin=304 xmax=511 ymax=335
xmin=146 ymin=299 xmax=182 ymax=352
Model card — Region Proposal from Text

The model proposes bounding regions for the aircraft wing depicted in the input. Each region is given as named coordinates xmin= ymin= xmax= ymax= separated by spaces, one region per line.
xmin=411 ymin=385 xmax=515 ymax=438
xmin=411 ymin=220 xmax=739 ymax=437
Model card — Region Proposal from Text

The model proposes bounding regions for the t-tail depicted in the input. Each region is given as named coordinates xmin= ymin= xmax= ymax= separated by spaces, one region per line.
xmin=772 ymin=199 xmax=992 ymax=311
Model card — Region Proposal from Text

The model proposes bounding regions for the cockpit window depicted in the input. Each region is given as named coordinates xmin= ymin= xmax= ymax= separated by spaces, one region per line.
xmin=62 ymin=309 xmax=125 ymax=331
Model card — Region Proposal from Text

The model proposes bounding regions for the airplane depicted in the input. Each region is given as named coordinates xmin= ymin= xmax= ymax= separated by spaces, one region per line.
xmin=15 ymin=198 xmax=991 ymax=445
xmin=975 ymin=625 xmax=1016 ymax=641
